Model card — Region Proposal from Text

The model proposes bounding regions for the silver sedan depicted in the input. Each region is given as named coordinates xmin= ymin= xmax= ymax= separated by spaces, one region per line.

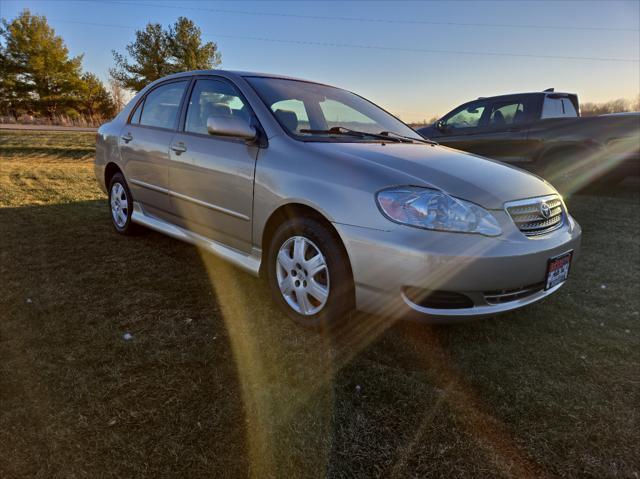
xmin=95 ymin=70 xmax=581 ymax=328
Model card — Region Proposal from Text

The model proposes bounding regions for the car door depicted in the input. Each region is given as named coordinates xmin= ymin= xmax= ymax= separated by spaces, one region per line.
xmin=465 ymin=100 xmax=534 ymax=164
xmin=433 ymin=100 xmax=488 ymax=154
xmin=118 ymin=79 xmax=189 ymax=217
xmin=168 ymin=77 xmax=260 ymax=253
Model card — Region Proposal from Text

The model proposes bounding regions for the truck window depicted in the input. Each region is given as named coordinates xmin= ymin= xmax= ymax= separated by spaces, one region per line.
xmin=542 ymin=96 xmax=578 ymax=119
xmin=444 ymin=102 xmax=486 ymax=130
xmin=488 ymin=102 xmax=525 ymax=126
xmin=561 ymin=98 xmax=577 ymax=116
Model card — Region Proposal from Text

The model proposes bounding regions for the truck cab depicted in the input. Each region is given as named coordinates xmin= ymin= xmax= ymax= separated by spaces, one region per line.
xmin=418 ymin=90 xmax=639 ymax=190
xmin=418 ymin=90 xmax=579 ymax=164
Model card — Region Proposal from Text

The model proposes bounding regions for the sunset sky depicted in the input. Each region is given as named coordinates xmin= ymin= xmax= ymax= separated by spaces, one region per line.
xmin=2 ymin=0 xmax=639 ymax=122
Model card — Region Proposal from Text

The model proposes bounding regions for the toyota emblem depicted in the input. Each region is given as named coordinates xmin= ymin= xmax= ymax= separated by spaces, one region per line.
xmin=539 ymin=202 xmax=551 ymax=219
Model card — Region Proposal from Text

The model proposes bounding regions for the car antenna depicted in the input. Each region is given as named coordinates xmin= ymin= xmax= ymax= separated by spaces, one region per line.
xmin=543 ymin=88 xmax=555 ymax=92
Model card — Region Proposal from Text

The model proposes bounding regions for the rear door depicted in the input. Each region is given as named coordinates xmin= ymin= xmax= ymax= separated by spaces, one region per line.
xmin=464 ymin=99 xmax=534 ymax=163
xmin=168 ymin=77 xmax=259 ymax=252
xmin=118 ymin=79 xmax=189 ymax=217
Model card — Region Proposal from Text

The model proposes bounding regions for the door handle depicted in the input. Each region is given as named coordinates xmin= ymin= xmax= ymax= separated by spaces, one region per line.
xmin=171 ymin=143 xmax=187 ymax=155
xmin=121 ymin=132 xmax=133 ymax=143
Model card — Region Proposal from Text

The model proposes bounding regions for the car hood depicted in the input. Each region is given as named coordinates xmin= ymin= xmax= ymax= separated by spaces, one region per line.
xmin=307 ymin=142 xmax=556 ymax=209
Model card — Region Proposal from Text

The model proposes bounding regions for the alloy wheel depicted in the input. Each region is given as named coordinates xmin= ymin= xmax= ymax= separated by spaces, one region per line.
xmin=110 ymin=182 xmax=129 ymax=228
xmin=276 ymin=236 xmax=330 ymax=316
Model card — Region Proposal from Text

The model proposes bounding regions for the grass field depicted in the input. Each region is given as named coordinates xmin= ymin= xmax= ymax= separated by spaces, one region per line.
xmin=1 ymin=130 xmax=639 ymax=478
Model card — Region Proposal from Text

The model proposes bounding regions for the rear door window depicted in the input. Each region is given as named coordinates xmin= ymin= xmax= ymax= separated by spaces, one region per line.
xmin=488 ymin=102 xmax=525 ymax=127
xmin=139 ymin=81 xmax=189 ymax=130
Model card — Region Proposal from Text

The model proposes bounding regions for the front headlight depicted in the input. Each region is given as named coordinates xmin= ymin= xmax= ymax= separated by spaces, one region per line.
xmin=376 ymin=186 xmax=502 ymax=236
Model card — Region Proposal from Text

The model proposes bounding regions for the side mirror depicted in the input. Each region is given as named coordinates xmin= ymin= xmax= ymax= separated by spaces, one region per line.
xmin=435 ymin=119 xmax=446 ymax=132
xmin=207 ymin=116 xmax=257 ymax=142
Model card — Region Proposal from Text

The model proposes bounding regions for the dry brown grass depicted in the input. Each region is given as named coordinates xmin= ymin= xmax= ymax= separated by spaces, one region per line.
xmin=1 ymin=131 xmax=639 ymax=478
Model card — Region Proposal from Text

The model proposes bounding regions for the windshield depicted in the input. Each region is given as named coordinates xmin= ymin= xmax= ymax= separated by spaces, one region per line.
xmin=246 ymin=77 xmax=422 ymax=142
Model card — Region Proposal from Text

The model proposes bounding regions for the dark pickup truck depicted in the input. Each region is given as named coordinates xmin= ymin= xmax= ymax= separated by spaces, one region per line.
xmin=418 ymin=90 xmax=640 ymax=191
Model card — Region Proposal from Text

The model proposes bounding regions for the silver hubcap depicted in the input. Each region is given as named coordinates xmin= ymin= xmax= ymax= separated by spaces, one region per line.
xmin=110 ymin=182 xmax=129 ymax=228
xmin=276 ymin=236 xmax=330 ymax=316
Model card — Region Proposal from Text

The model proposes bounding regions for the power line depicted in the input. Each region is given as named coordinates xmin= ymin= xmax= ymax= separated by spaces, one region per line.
xmin=104 ymin=0 xmax=640 ymax=33
xmin=49 ymin=18 xmax=640 ymax=63
xmin=203 ymin=33 xmax=640 ymax=63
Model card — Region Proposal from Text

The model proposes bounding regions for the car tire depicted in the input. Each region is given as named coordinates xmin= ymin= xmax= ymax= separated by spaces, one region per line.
xmin=108 ymin=172 xmax=140 ymax=235
xmin=267 ymin=216 xmax=354 ymax=330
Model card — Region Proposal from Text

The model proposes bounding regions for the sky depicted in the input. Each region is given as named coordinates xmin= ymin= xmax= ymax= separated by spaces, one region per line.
xmin=1 ymin=0 xmax=639 ymax=122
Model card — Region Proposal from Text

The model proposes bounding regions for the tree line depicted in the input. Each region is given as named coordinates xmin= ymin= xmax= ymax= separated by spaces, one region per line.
xmin=0 ymin=9 xmax=220 ymax=126
xmin=580 ymin=97 xmax=640 ymax=117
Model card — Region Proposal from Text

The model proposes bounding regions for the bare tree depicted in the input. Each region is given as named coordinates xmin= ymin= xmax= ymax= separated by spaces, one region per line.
xmin=108 ymin=74 xmax=127 ymax=112
xmin=580 ymin=98 xmax=637 ymax=116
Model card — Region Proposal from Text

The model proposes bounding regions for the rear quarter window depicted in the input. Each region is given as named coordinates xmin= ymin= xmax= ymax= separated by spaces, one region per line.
xmin=130 ymin=100 xmax=144 ymax=124
xmin=542 ymin=96 xmax=578 ymax=119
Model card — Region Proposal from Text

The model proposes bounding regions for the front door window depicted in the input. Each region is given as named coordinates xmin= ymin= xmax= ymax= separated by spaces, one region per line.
xmin=443 ymin=103 xmax=486 ymax=131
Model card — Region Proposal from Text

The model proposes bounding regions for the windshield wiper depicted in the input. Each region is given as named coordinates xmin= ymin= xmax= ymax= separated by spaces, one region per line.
xmin=379 ymin=131 xmax=438 ymax=145
xmin=299 ymin=126 xmax=404 ymax=142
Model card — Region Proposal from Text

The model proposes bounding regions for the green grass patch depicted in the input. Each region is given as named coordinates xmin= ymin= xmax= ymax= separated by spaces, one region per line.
xmin=1 ymin=131 xmax=639 ymax=478
xmin=0 ymin=130 xmax=96 ymax=160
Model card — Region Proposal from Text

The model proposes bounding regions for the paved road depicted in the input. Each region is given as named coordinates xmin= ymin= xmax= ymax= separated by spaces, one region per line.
xmin=0 ymin=124 xmax=97 ymax=132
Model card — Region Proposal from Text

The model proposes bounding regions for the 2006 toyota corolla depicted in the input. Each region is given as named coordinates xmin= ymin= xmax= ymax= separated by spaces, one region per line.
xmin=95 ymin=70 xmax=581 ymax=328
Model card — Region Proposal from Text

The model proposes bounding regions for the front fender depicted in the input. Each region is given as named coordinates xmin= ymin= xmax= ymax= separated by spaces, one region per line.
xmin=252 ymin=138 xmax=402 ymax=247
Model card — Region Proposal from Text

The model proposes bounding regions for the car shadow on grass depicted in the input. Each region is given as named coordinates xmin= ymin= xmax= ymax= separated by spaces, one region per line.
xmin=1 ymin=197 xmax=638 ymax=478
xmin=0 ymin=146 xmax=95 ymax=162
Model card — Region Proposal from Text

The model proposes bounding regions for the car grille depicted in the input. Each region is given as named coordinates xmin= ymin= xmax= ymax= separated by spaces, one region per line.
xmin=403 ymin=287 xmax=474 ymax=309
xmin=506 ymin=195 xmax=564 ymax=237
xmin=484 ymin=282 xmax=545 ymax=305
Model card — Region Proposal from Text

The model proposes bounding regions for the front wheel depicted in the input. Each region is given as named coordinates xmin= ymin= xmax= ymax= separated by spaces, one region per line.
xmin=267 ymin=217 xmax=354 ymax=329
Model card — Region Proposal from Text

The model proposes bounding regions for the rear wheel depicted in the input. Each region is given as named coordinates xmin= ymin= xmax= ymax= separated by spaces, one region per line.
xmin=108 ymin=173 xmax=140 ymax=235
xmin=267 ymin=217 xmax=354 ymax=329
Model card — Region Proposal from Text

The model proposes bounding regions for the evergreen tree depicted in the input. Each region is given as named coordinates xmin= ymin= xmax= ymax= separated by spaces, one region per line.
xmin=0 ymin=9 xmax=83 ymax=117
xmin=110 ymin=17 xmax=221 ymax=91
xmin=168 ymin=17 xmax=221 ymax=72
xmin=77 ymin=72 xmax=115 ymax=121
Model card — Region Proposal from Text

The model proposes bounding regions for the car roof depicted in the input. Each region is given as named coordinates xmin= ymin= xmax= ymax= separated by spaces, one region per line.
xmin=475 ymin=91 xmax=576 ymax=101
xmin=158 ymin=69 xmax=330 ymax=86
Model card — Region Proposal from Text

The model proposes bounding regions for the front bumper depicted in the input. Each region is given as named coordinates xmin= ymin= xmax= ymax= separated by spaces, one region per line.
xmin=333 ymin=211 xmax=582 ymax=322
